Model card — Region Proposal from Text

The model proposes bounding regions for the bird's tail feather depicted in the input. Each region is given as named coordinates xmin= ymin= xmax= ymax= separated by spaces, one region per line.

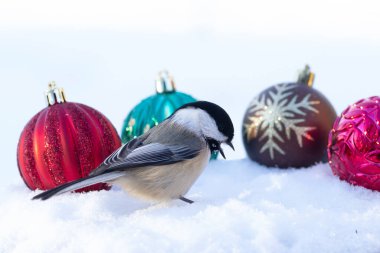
xmin=32 ymin=172 xmax=125 ymax=200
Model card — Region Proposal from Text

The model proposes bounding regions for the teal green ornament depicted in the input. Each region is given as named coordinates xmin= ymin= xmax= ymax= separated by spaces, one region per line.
xmin=121 ymin=71 xmax=218 ymax=159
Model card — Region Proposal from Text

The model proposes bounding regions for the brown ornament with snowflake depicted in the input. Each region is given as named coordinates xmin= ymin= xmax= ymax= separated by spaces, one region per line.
xmin=243 ymin=66 xmax=337 ymax=168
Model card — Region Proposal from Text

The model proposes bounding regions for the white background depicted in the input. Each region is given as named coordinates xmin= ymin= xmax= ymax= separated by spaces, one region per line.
xmin=1 ymin=0 xmax=379 ymax=183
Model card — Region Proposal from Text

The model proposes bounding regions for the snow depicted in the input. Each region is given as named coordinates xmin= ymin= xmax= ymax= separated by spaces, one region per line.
xmin=1 ymin=1 xmax=380 ymax=252
xmin=2 ymin=160 xmax=380 ymax=253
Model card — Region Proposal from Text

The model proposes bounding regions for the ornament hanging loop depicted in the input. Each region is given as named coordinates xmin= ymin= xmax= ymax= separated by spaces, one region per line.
xmin=297 ymin=65 xmax=315 ymax=88
xmin=156 ymin=70 xmax=176 ymax=94
xmin=45 ymin=81 xmax=67 ymax=106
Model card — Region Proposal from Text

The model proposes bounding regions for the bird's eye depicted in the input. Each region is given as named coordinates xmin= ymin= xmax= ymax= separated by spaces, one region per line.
xmin=206 ymin=138 xmax=220 ymax=152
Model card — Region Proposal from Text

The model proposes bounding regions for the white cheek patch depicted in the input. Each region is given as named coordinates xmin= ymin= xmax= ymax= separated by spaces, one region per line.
xmin=171 ymin=108 xmax=201 ymax=133
xmin=198 ymin=111 xmax=226 ymax=141
xmin=172 ymin=108 xmax=227 ymax=142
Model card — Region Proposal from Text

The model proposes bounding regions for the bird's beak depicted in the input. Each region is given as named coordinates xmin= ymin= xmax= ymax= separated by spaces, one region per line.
xmin=219 ymin=145 xmax=226 ymax=159
xmin=226 ymin=141 xmax=235 ymax=151
xmin=218 ymin=141 xmax=234 ymax=159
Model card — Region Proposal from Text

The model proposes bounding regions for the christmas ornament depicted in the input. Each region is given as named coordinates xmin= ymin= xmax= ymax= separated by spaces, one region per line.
xmin=121 ymin=71 xmax=219 ymax=159
xmin=121 ymin=71 xmax=195 ymax=142
xmin=328 ymin=96 xmax=380 ymax=191
xmin=17 ymin=82 xmax=121 ymax=191
xmin=242 ymin=65 xmax=337 ymax=168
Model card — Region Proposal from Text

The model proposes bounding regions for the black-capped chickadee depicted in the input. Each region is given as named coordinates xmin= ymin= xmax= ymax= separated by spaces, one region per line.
xmin=33 ymin=101 xmax=234 ymax=203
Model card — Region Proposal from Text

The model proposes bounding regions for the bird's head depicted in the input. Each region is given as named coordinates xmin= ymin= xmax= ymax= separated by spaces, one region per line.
xmin=171 ymin=101 xmax=235 ymax=158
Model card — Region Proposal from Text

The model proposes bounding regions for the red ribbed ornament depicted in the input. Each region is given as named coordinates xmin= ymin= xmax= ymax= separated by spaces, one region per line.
xmin=328 ymin=96 xmax=380 ymax=191
xmin=17 ymin=82 xmax=121 ymax=192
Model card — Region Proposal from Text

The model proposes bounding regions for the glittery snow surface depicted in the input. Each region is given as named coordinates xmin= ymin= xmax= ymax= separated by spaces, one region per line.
xmin=2 ymin=161 xmax=380 ymax=253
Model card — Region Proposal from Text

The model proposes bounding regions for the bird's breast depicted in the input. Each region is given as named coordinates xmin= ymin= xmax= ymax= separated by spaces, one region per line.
xmin=113 ymin=147 xmax=210 ymax=202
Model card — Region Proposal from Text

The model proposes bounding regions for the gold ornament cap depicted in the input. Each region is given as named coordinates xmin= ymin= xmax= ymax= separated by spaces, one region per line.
xmin=297 ymin=65 xmax=315 ymax=88
xmin=45 ymin=81 xmax=66 ymax=106
xmin=155 ymin=70 xmax=176 ymax=94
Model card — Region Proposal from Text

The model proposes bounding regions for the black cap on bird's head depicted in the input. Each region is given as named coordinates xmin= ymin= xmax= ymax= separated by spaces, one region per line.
xmin=175 ymin=101 xmax=235 ymax=158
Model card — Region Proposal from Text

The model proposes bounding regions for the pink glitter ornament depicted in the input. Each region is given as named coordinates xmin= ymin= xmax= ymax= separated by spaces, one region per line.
xmin=17 ymin=82 xmax=121 ymax=192
xmin=328 ymin=96 xmax=380 ymax=190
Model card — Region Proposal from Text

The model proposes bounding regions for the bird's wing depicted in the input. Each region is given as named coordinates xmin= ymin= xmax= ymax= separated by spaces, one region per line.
xmin=106 ymin=143 xmax=200 ymax=172
xmin=90 ymin=138 xmax=200 ymax=176
xmin=89 ymin=136 xmax=145 ymax=176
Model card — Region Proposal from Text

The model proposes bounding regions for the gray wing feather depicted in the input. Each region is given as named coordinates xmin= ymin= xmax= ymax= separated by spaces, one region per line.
xmin=89 ymin=136 xmax=145 ymax=176
xmin=32 ymin=171 xmax=125 ymax=200
xmin=55 ymin=172 xmax=125 ymax=194
xmin=107 ymin=143 xmax=200 ymax=171
xmin=90 ymin=137 xmax=200 ymax=175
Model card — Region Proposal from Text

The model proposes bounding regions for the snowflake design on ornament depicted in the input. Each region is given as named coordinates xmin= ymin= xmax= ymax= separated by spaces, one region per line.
xmin=244 ymin=83 xmax=320 ymax=159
